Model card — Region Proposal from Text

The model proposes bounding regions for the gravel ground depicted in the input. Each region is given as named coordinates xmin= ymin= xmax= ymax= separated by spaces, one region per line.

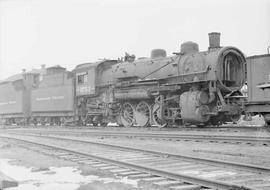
xmin=2 ymin=130 xmax=270 ymax=168
xmin=0 ymin=139 xmax=157 ymax=190
xmin=0 ymin=120 xmax=269 ymax=189
xmin=40 ymin=133 xmax=270 ymax=168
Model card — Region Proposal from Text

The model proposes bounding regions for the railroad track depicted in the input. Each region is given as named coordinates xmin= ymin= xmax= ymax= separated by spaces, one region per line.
xmin=4 ymin=128 xmax=270 ymax=146
xmin=0 ymin=133 xmax=269 ymax=190
xmin=2 ymin=124 xmax=269 ymax=131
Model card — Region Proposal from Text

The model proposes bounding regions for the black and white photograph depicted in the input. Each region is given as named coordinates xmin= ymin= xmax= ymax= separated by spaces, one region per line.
xmin=0 ymin=0 xmax=270 ymax=189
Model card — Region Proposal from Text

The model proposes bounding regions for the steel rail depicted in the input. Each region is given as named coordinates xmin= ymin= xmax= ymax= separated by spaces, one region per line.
xmin=5 ymin=132 xmax=270 ymax=174
xmin=0 ymin=134 xmax=253 ymax=190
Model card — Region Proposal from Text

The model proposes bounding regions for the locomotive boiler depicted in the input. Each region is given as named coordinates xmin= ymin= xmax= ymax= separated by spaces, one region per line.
xmin=74 ymin=32 xmax=246 ymax=127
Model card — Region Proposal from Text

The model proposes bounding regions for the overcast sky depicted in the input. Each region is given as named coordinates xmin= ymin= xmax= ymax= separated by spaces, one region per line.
xmin=0 ymin=0 xmax=269 ymax=79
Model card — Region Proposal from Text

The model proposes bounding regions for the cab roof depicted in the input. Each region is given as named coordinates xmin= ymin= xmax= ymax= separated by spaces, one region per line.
xmin=73 ymin=59 xmax=118 ymax=73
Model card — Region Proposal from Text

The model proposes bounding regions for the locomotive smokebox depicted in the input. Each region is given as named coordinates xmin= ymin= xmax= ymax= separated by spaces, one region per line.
xmin=208 ymin=32 xmax=220 ymax=49
xmin=151 ymin=49 xmax=167 ymax=59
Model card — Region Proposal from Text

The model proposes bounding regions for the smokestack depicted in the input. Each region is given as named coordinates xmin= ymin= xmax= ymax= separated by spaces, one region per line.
xmin=41 ymin=64 xmax=45 ymax=69
xmin=208 ymin=32 xmax=220 ymax=49
xmin=22 ymin=69 xmax=26 ymax=73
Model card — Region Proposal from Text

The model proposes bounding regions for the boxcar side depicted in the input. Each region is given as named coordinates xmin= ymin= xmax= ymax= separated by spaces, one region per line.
xmin=245 ymin=54 xmax=270 ymax=124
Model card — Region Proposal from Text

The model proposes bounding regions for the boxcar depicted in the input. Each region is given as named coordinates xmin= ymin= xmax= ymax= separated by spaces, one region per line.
xmin=245 ymin=54 xmax=270 ymax=125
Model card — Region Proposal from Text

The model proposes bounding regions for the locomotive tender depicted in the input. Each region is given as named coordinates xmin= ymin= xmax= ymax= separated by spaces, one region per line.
xmin=0 ymin=65 xmax=75 ymax=125
xmin=0 ymin=33 xmax=246 ymax=127
xmin=0 ymin=70 xmax=35 ymax=124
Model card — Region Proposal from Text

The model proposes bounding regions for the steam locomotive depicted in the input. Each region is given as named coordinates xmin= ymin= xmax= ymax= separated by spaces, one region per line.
xmin=0 ymin=33 xmax=246 ymax=127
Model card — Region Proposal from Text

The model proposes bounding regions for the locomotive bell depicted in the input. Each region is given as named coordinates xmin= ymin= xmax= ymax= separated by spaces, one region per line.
xmin=180 ymin=41 xmax=199 ymax=54
xmin=151 ymin=49 xmax=167 ymax=59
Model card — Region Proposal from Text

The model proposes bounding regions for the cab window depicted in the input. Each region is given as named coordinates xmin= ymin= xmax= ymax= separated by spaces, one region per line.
xmin=77 ymin=73 xmax=88 ymax=84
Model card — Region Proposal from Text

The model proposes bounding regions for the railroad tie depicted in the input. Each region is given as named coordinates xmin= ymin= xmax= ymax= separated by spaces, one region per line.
xmin=117 ymin=171 xmax=143 ymax=176
xmin=109 ymin=168 xmax=131 ymax=173
xmin=91 ymin=163 xmax=110 ymax=168
xmin=152 ymin=180 xmax=184 ymax=188
xmin=99 ymin=166 xmax=120 ymax=170
xmin=57 ymin=154 xmax=77 ymax=159
xmin=53 ymin=152 xmax=70 ymax=156
xmin=127 ymin=173 xmax=153 ymax=179
xmin=77 ymin=160 xmax=101 ymax=165
xmin=169 ymin=184 xmax=201 ymax=190
xmin=140 ymin=176 xmax=166 ymax=182
xmin=70 ymin=157 xmax=90 ymax=161
xmin=137 ymin=177 xmax=167 ymax=186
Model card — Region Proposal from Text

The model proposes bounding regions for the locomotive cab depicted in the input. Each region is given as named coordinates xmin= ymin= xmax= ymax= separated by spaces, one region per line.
xmin=73 ymin=60 xmax=118 ymax=125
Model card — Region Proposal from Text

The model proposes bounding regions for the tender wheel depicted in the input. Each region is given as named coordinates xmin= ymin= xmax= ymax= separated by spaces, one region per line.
xmin=63 ymin=116 xmax=74 ymax=126
xmin=120 ymin=102 xmax=135 ymax=127
xmin=152 ymin=103 xmax=167 ymax=128
xmin=135 ymin=101 xmax=151 ymax=127
xmin=92 ymin=115 xmax=101 ymax=127
xmin=92 ymin=122 xmax=98 ymax=127
xmin=100 ymin=122 xmax=108 ymax=127
xmin=80 ymin=115 xmax=89 ymax=126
